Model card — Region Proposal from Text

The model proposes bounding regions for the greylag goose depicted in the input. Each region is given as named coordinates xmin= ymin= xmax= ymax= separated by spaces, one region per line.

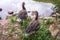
xmin=25 ymin=11 xmax=40 ymax=35
xmin=18 ymin=2 xmax=27 ymax=21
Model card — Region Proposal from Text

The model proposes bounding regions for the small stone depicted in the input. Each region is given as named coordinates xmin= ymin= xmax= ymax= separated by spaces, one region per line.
xmin=16 ymin=18 xmax=22 ymax=22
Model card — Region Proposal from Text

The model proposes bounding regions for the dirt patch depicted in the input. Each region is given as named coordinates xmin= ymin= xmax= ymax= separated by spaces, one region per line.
xmin=0 ymin=20 xmax=23 ymax=40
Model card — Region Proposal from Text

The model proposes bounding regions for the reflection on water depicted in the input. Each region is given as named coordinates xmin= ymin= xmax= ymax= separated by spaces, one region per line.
xmin=0 ymin=0 xmax=55 ymax=19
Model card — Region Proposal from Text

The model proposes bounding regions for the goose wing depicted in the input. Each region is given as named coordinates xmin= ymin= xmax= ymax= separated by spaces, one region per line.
xmin=25 ymin=20 xmax=40 ymax=34
xmin=18 ymin=10 xmax=27 ymax=19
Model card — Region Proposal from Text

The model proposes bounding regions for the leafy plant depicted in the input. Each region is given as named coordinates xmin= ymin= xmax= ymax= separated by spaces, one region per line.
xmin=10 ymin=15 xmax=17 ymax=23
xmin=21 ymin=19 xmax=31 ymax=32
xmin=45 ymin=18 xmax=53 ymax=25
xmin=23 ymin=19 xmax=52 ymax=40
xmin=8 ymin=27 xmax=15 ymax=37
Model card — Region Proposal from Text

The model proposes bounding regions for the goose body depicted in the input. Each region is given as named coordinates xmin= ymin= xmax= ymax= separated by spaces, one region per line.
xmin=25 ymin=20 xmax=40 ymax=34
xmin=18 ymin=10 xmax=27 ymax=20
xmin=25 ymin=11 xmax=40 ymax=34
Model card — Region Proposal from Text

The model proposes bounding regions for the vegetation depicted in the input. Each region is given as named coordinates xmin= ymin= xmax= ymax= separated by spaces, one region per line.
xmin=0 ymin=14 xmax=59 ymax=40
xmin=6 ymin=15 xmax=58 ymax=40
xmin=8 ymin=14 xmax=17 ymax=23
xmin=0 ymin=0 xmax=59 ymax=40
xmin=21 ymin=18 xmax=57 ymax=40
xmin=45 ymin=18 xmax=53 ymax=25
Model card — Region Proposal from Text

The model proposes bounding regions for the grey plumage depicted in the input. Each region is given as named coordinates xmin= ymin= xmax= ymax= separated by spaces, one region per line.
xmin=18 ymin=10 xmax=27 ymax=20
xmin=18 ymin=2 xmax=27 ymax=20
xmin=25 ymin=20 xmax=40 ymax=34
xmin=25 ymin=11 xmax=40 ymax=34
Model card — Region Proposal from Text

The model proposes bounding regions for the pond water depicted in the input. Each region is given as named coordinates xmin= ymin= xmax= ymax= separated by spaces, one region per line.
xmin=0 ymin=0 xmax=55 ymax=20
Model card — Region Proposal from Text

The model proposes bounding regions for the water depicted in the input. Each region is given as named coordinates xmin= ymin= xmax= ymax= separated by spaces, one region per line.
xmin=0 ymin=0 xmax=55 ymax=20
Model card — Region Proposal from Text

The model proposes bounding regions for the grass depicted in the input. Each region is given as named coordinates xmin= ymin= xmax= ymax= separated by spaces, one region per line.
xmin=8 ymin=27 xmax=15 ymax=36
xmin=7 ymin=14 xmax=17 ymax=23
xmin=21 ymin=19 xmax=31 ymax=32
xmin=3 ymin=14 xmax=59 ymax=40
xmin=21 ymin=18 xmax=57 ymax=40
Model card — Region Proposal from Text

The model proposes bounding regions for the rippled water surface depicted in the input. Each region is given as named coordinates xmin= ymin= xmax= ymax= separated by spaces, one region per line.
xmin=0 ymin=0 xmax=55 ymax=19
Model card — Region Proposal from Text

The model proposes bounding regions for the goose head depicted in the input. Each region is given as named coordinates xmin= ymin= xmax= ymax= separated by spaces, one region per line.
xmin=0 ymin=8 xmax=2 ymax=12
xmin=22 ymin=2 xmax=26 ymax=10
xmin=22 ymin=2 xmax=25 ymax=5
xmin=35 ymin=11 xmax=38 ymax=20
xmin=31 ymin=11 xmax=38 ymax=20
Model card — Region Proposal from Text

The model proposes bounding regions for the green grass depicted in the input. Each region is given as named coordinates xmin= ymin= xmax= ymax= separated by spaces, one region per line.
xmin=22 ymin=18 xmax=56 ymax=40
xmin=21 ymin=18 xmax=31 ymax=32
xmin=7 ymin=14 xmax=18 ymax=23
xmin=8 ymin=15 xmax=58 ymax=40
xmin=45 ymin=18 xmax=53 ymax=25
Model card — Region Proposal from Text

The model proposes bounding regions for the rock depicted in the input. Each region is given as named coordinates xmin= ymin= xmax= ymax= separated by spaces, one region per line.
xmin=0 ymin=19 xmax=22 ymax=40
xmin=43 ymin=17 xmax=53 ymax=20
xmin=57 ymin=31 xmax=60 ymax=39
xmin=56 ymin=13 xmax=60 ymax=15
xmin=2 ymin=30 xmax=8 ymax=35
xmin=0 ymin=20 xmax=8 ymax=26
xmin=0 ymin=8 xmax=2 ymax=11
xmin=12 ymin=34 xmax=18 ymax=39
xmin=8 ymin=10 xmax=14 ymax=15
xmin=49 ymin=24 xmax=59 ymax=37
xmin=52 ymin=14 xmax=56 ymax=17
